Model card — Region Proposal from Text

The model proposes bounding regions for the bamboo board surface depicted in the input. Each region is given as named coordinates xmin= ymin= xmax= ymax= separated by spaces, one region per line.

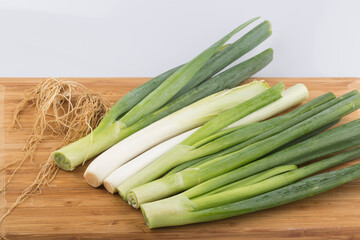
xmin=1 ymin=77 xmax=360 ymax=240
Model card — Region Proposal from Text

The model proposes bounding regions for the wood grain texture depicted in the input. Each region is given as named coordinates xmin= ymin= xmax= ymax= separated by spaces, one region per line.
xmin=0 ymin=77 xmax=360 ymax=240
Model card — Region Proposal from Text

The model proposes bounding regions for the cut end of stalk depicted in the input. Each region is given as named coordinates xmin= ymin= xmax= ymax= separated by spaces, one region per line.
xmin=83 ymin=169 xmax=103 ymax=187
xmin=52 ymin=152 xmax=74 ymax=171
xmin=294 ymin=83 xmax=309 ymax=99
xmin=103 ymin=180 xmax=117 ymax=194
xmin=140 ymin=206 xmax=152 ymax=229
xmin=140 ymin=195 xmax=196 ymax=228
xmin=127 ymin=192 xmax=140 ymax=209
xmin=264 ymin=20 xmax=272 ymax=35
xmin=140 ymin=203 xmax=157 ymax=229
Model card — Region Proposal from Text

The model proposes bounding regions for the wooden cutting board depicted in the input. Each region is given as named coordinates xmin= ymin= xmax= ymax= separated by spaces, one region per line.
xmin=1 ymin=78 xmax=360 ymax=240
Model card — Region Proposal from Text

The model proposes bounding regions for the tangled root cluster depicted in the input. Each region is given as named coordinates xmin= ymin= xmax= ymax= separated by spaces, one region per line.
xmin=0 ymin=78 xmax=111 ymax=223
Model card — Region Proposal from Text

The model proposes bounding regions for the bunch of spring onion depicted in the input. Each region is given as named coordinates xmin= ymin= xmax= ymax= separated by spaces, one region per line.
xmin=129 ymin=91 xmax=360 ymax=228
xmin=51 ymin=17 xmax=360 ymax=229
xmin=53 ymin=18 xmax=273 ymax=171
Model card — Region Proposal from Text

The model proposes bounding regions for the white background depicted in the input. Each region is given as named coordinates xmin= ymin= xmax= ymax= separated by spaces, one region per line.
xmin=0 ymin=0 xmax=359 ymax=77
